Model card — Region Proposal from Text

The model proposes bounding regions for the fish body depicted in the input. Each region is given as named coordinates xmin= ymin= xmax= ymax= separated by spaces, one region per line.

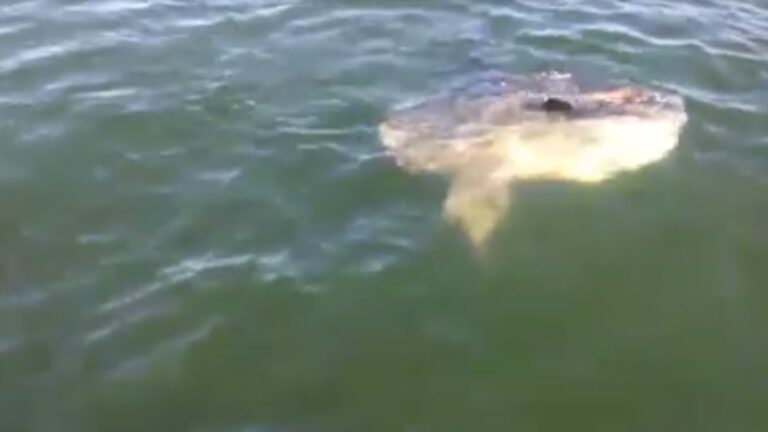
xmin=379 ymin=71 xmax=687 ymax=251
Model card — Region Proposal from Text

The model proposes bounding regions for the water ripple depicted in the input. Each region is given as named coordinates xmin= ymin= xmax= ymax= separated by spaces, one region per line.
xmin=2 ymin=0 xmax=768 ymax=428
xmin=105 ymin=316 xmax=222 ymax=379
xmin=98 ymin=253 xmax=255 ymax=315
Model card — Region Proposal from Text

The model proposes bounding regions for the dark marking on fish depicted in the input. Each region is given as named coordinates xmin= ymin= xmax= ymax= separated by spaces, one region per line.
xmin=542 ymin=97 xmax=573 ymax=112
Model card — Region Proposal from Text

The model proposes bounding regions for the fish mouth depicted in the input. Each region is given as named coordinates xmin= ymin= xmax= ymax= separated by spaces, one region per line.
xmin=378 ymin=121 xmax=411 ymax=152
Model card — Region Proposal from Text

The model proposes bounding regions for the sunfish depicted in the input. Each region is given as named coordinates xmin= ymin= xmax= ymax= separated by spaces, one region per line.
xmin=378 ymin=71 xmax=687 ymax=252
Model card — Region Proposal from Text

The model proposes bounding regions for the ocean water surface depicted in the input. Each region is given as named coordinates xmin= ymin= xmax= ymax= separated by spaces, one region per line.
xmin=1 ymin=0 xmax=768 ymax=430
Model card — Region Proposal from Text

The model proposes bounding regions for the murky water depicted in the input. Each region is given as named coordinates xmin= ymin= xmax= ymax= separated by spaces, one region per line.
xmin=1 ymin=0 xmax=768 ymax=431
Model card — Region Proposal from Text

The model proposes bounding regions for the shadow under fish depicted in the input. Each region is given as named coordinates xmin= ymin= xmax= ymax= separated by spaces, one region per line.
xmin=379 ymin=71 xmax=687 ymax=254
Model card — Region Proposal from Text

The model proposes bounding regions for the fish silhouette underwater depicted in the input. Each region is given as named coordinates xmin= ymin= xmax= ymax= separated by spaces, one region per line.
xmin=379 ymin=71 xmax=687 ymax=252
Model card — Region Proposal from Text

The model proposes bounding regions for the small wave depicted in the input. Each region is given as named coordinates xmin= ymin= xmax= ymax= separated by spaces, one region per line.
xmin=104 ymin=316 xmax=221 ymax=379
xmin=97 ymin=253 xmax=254 ymax=315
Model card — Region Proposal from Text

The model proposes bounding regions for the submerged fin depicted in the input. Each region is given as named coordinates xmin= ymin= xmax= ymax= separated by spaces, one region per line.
xmin=442 ymin=172 xmax=512 ymax=254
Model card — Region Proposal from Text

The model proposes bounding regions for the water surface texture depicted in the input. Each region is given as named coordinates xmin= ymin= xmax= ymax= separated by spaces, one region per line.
xmin=2 ymin=0 xmax=768 ymax=431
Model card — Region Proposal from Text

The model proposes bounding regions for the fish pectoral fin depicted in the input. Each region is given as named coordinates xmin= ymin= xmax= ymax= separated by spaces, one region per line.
xmin=443 ymin=174 xmax=512 ymax=252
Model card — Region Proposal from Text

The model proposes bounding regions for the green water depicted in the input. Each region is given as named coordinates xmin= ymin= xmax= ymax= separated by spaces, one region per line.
xmin=2 ymin=0 xmax=768 ymax=431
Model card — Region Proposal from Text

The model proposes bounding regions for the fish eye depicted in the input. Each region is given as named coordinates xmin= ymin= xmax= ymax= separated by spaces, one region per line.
xmin=542 ymin=97 xmax=573 ymax=112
